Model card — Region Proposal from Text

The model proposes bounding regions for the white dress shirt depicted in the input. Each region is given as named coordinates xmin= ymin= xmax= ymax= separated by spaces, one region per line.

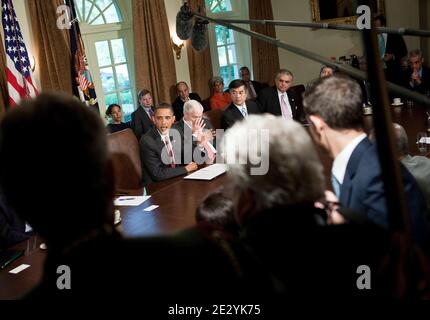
xmin=332 ymin=134 xmax=367 ymax=184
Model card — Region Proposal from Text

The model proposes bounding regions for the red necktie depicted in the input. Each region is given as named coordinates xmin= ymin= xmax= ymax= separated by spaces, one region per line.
xmin=164 ymin=136 xmax=176 ymax=168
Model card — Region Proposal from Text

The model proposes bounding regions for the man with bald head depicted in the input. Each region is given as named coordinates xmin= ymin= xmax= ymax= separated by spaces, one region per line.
xmin=172 ymin=81 xmax=204 ymax=121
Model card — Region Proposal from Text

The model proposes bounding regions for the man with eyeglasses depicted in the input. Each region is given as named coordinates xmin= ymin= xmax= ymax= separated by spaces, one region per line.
xmin=258 ymin=69 xmax=303 ymax=121
xmin=220 ymin=79 xmax=261 ymax=130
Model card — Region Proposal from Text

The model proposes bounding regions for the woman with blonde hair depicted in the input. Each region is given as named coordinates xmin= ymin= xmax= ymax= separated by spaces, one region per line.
xmin=209 ymin=76 xmax=231 ymax=110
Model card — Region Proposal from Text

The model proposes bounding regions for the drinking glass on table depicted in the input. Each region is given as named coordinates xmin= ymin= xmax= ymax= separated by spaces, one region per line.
xmin=416 ymin=132 xmax=427 ymax=154
xmin=427 ymin=112 xmax=430 ymax=132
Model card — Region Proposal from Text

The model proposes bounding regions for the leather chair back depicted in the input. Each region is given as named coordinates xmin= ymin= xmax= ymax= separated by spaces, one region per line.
xmin=107 ymin=128 xmax=142 ymax=193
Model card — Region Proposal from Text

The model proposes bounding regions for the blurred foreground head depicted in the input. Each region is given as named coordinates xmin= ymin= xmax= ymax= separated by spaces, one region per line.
xmin=0 ymin=92 xmax=114 ymax=249
xmin=221 ymin=114 xmax=325 ymax=224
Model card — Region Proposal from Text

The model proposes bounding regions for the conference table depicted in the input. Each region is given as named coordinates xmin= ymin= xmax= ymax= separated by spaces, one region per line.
xmin=0 ymin=103 xmax=429 ymax=299
xmin=0 ymin=174 xmax=227 ymax=300
xmin=386 ymin=103 xmax=430 ymax=156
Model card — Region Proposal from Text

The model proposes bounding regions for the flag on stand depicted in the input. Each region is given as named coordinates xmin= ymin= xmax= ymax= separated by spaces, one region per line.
xmin=1 ymin=0 xmax=38 ymax=107
xmin=66 ymin=0 xmax=99 ymax=112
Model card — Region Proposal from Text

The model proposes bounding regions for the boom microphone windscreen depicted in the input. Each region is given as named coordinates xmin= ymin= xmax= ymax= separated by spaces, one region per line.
xmin=191 ymin=18 xmax=209 ymax=51
xmin=176 ymin=3 xmax=193 ymax=40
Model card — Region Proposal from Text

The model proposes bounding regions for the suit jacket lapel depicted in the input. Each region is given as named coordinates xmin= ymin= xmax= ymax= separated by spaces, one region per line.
xmin=150 ymin=128 xmax=165 ymax=156
xmin=142 ymin=107 xmax=154 ymax=126
xmin=272 ymin=88 xmax=282 ymax=116
xmin=287 ymin=92 xmax=297 ymax=118
xmin=231 ymin=104 xmax=245 ymax=120
xmin=339 ymin=138 xmax=372 ymax=206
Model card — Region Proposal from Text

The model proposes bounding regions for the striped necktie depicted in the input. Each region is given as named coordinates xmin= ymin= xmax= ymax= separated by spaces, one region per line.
xmin=280 ymin=94 xmax=292 ymax=120
xmin=240 ymin=107 xmax=248 ymax=118
xmin=164 ymin=136 xmax=176 ymax=168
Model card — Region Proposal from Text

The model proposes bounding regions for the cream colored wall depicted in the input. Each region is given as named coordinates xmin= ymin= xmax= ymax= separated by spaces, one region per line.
xmin=424 ymin=0 xmax=430 ymax=62
xmin=271 ymin=0 xmax=420 ymax=86
xmin=385 ymin=0 xmax=420 ymax=53
xmin=164 ymin=0 xmax=191 ymax=89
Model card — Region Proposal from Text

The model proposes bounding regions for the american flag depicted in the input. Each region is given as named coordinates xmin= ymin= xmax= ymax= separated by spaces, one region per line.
xmin=2 ymin=0 xmax=38 ymax=107
xmin=66 ymin=0 xmax=99 ymax=111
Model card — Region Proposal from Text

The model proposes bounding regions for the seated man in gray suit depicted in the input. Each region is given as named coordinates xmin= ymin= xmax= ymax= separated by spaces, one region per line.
xmin=172 ymin=100 xmax=216 ymax=164
xmin=221 ymin=79 xmax=261 ymax=130
xmin=140 ymin=103 xmax=198 ymax=186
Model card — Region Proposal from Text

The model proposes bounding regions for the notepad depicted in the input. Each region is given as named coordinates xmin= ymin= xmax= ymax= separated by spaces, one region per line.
xmin=114 ymin=195 xmax=151 ymax=206
xmin=184 ymin=164 xmax=227 ymax=180
xmin=143 ymin=205 xmax=159 ymax=212
xmin=418 ymin=137 xmax=430 ymax=144
xmin=9 ymin=264 xmax=30 ymax=274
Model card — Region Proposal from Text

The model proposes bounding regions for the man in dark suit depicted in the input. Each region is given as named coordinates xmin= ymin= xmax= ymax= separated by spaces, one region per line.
xmin=222 ymin=114 xmax=389 ymax=299
xmin=239 ymin=66 xmax=263 ymax=100
xmin=140 ymin=103 xmax=198 ymax=185
xmin=303 ymin=75 xmax=429 ymax=246
xmin=130 ymin=89 xmax=154 ymax=141
xmin=0 ymin=92 xmax=260 ymax=302
xmin=258 ymin=69 xmax=304 ymax=122
xmin=375 ymin=15 xmax=408 ymax=84
xmin=172 ymin=99 xmax=216 ymax=165
xmin=221 ymin=79 xmax=261 ymax=130
xmin=404 ymin=49 xmax=430 ymax=95
xmin=172 ymin=81 xmax=205 ymax=121
xmin=0 ymin=187 xmax=29 ymax=249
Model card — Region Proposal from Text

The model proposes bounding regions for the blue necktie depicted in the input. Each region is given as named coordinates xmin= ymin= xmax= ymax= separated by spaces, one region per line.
xmin=331 ymin=174 xmax=341 ymax=198
xmin=378 ymin=34 xmax=387 ymax=69
xmin=240 ymin=107 xmax=248 ymax=118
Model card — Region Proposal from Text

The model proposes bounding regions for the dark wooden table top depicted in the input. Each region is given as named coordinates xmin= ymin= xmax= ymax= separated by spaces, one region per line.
xmin=0 ymin=172 xmax=227 ymax=299
xmin=387 ymin=104 xmax=430 ymax=157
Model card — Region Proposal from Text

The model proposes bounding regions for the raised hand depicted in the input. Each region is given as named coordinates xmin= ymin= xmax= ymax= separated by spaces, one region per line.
xmin=192 ymin=117 xmax=206 ymax=136
xmin=411 ymin=71 xmax=422 ymax=85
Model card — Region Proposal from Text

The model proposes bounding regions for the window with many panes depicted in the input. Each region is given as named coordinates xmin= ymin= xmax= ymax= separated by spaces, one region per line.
xmin=205 ymin=0 xmax=252 ymax=89
xmin=76 ymin=0 xmax=135 ymax=122
xmin=75 ymin=0 xmax=121 ymax=25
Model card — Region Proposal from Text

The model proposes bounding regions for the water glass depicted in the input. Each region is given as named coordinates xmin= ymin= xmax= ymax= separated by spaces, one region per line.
xmin=417 ymin=132 xmax=427 ymax=154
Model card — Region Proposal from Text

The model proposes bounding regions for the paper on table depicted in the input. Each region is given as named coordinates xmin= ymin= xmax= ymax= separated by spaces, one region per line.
xmin=418 ymin=137 xmax=430 ymax=144
xmin=9 ymin=264 xmax=30 ymax=274
xmin=184 ymin=163 xmax=227 ymax=180
xmin=143 ymin=205 xmax=159 ymax=212
xmin=114 ymin=195 xmax=151 ymax=206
